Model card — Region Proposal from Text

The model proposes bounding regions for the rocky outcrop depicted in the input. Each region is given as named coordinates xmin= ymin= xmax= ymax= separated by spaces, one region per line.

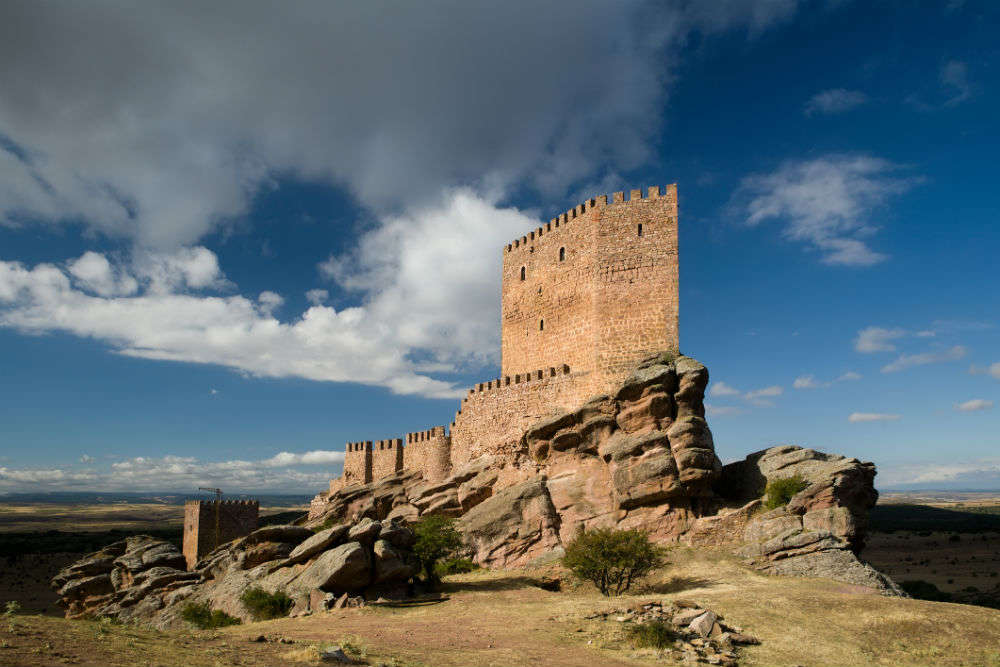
xmin=52 ymin=517 xmax=419 ymax=628
xmin=306 ymin=352 xmax=900 ymax=594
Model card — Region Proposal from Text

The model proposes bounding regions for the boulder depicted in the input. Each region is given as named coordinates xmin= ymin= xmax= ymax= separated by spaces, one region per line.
xmin=346 ymin=517 xmax=382 ymax=544
xmin=287 ymin=523 xmax=351 ymax=564
xmin=372 ymin=539 xmax=418 ymax=584
xmin=241 ymin=524 xmax=314 ymax=547
xmin=459 ymin=477 xmax=561 ymax=567
xmin=293 ymin=542 xmax=371 ymax=593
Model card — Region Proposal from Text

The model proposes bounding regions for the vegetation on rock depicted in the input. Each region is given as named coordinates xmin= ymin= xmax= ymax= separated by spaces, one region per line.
xmin=413 ymin=515 xmax=464 ymax=587
xmin=239 ymin=587 xmax=294 ymax=621
xmin=436 ymin=556 xmax=479 ymax=576
xmin=763 ymin=474 xmax=809 ymax=510
xmin=562 ymin=527 xmax=666 ymax=596
xmin=180 ymin=601 xmax=241 ymax=629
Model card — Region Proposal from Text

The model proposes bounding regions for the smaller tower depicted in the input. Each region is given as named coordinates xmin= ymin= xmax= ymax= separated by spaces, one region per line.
xmin=183 ymin=499 xmax=259 ymax=570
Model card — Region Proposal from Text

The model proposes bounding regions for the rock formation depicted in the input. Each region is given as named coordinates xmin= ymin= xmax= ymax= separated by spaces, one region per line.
xmin=52 ymin=517 xmax=419 ymax=628
xmin=308 ymin=352 xmax=901 ymax=593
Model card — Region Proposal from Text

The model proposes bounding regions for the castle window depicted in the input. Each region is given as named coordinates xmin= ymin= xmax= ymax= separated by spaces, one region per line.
xmin=520 ymin=266 xmax=526 ymax=281
xmin=559 ymin=247 xmax=565 ymax=261
xmin=540 ymin=319 xmax=544 ymax=331
xmin=638 ymin=223 xmax=643 ymax=237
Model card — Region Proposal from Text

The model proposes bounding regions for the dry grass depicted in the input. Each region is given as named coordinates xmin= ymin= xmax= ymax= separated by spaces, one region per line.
xmin=2 ymin=547 xmax=999 ymax=666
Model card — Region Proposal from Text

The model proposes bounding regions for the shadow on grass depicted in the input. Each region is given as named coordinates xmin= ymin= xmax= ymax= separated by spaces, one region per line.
xmin=640 ymin=576 xmax=717 ymax=594
xmin=440 ymin=576 xmax=555 ymax=593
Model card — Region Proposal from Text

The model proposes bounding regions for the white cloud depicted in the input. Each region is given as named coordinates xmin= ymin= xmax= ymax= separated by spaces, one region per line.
xmin=257 ymin=291 xmax=284 ymax=317
xmin=970 ymin=362 xmax=1000 ymax=380
xmin=0 ymin=249 xmax=464 ymax=398
xmin=793 ymin=371 xmax=861 ymax=389
xmin=734 ymin=155 xmax=918 ymax=266
xmin=79 ymin=454 xmax=95 ymax=464
xmin=855 ymin=326 xmax=907 ymax=353
xmin=708 ymin=380 xmax=741 ymax=397
xmin=793 ymin=374 xmax=821 ymax=389
xmin=705 ymin=403 xmax=743 ymax=417
xmin=305 ymin=289 xmax=328 ymax=306
xmin=940 ymin=60 xmax=972 ymax=107
xmin=0 ymin=449 xmax=349 ymax=493
xmin=744 ymin=385 xmax=783 ymax=400
xmin=209 ymin=388 xmax=219 ymax=396
xmin=954 ymin=399 xmax=993 ymax=413
xmin=881 ymin=345 xmax=966 ymax=373
xmin=68 ymin=252 xmax=138 ymax=297
xmin=0 ymin=2 xmax=806 ymax=249
xmin=804 ymin=88 xmax=867 ymax=116
xmin=848 ymin=412 xmax=901 ymax=423
xmin=880 ymin=459 xmax=1000 ymax=487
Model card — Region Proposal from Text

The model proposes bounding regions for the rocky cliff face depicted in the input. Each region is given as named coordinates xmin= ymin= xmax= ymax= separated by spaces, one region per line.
xmin=52 ymin=517 xmax=419 ymax=629
xmin=308 ymin=353 xmax=898 ymax=593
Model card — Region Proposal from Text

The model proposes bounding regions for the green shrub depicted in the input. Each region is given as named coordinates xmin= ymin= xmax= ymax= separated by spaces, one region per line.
xmin=240 ymin=587 xmax=294 ymax=620
xmin=626 ymin=620 xmax=678 ymax=648
xmin=561 ymin=527 xmax=666 ymax=596
xmin=435 ymin=557 xmax=479 ymax=576
xmin=180 ymin=602 xmax=241 ymax=629
xmin=900 ymin=579 xmax=952 ymax=602
xmin=763 ymin=474 xmax=809 ymax=509
xmin=413 ymin=515 xmax=464 ymax=588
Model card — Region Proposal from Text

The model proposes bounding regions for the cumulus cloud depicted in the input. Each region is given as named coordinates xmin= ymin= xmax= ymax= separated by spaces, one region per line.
xmin=881 ymin=345 xmax=966 ymax=373
xmin=79 ymin=454 xmax=95 ymax=464
xmin=708 ymin=380 xmax=741 ymax=397
xmin=848 ymin=412 xmax=901 ymax=423
xmin=793 ymin=371 xmax=861 ymax=389
xmin=855 ymin=326 xmax=907 ymax=353
xmin=804 ymin=88 xmax=868 ymax=116
xmin=954 ymin=399 xmax=993 ymax=413
xmin=0 ymin=1 xmax=807 ymax=249
xmin=836 ymin=371 xmax=862 ymax=381
xmin=305 ymin=289 xmax=328 ymax=307
xmin=733 ymin=155 xmax=918 ymax=266
xmin=0 ymin=248 xmax=465 ymax=398
xmin=744 ymin=385 xmax=783 ymax=401
xmin=969 ymin=362 xmax=1000 ymax=380
xmin=879 ymin=459 xmax=1000 ymax=488
xmin=68 ymin=252 xmax=138 ymax=297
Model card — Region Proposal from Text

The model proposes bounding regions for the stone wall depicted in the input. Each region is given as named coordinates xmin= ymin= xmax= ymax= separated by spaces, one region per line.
xmin=404 ymin=427 xmax=451 ymax=483
xmin=371 ymin=439 xmax=403 ymax=480
xmin=182 ymin=500 xmax=259 ymax=570
xmin=500 ymin=185 xmax=679 ymax=398
xmin=448 ymin=365 xmax=592 ymax=467
xmin=342 ymin=441 xmax=373 ymax=487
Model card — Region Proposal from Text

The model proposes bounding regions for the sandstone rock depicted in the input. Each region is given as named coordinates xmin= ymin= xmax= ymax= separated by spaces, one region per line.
xmin=293 ymin=542 xmax=371 ymax=593
xmin=288 ymin=524 xmax=351 ymax=564
xmin=239 ymin=541 xmax=294 ymax=570
xmin=376 ymin=521 xmax=416 ymax=549
xmin=689 ymin=610 xmax=718 ymax=638
xmin=673 ymin=608 xmax=707 ymax=625
xmin=346 ymin=518 xmax=381 ymax=544
xmin=241 ymin=524 xmax=314 ymax=547
xmin=459 ymin=477 xmax=561 ymax=567
xmin=372 ymin=539 xmax=418 ymax=584
xmin=58 ymin=574 xmax=113 ymax=599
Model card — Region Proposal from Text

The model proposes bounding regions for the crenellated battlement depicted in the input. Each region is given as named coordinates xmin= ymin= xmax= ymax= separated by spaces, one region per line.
xmin=323 ymin=184 xmax=679 ymax=487
xmin=189 ymin=500 xmax=260 ymax=508
xmin=504 ymin=185 xmax=674 ymax=254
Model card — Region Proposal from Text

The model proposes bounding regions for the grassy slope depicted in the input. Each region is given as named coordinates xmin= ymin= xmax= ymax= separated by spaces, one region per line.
xmin=3 ymin=547 xmax=999 ymax=667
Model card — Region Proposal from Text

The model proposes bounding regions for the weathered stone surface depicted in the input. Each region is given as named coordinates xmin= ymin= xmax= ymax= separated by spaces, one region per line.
xmin=288 ymin=524 xmax=351 ymax=564
xmin=293 ymin=542 xmax=371 ymax=593
xmin=689 ymin=610 xmax=718 ymax=638
xmin=241 ymin=525 xmax=314 ymax=547
xmin=372 ymin=539 xmax=418 ymax=584
xmin=346 ymin=518 xmax=382 ymax=544
xmin=459 ymin=477 xmax=561 ymax=567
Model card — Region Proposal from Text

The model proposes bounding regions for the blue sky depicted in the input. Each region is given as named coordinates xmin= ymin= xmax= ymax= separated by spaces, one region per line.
xmin=0 ymin=0 xmax=997 ymax=494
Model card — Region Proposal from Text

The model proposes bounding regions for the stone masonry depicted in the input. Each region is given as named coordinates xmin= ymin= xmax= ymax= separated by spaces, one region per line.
xmin=182 ymin=499 xmax=259 ymax=570
xmin=319 ymin=186 xmax=680 ymax=495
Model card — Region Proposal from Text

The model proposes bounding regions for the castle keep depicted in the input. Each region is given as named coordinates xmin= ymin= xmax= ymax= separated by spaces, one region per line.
xmin=183 ymin=499 xmax=259 ymax=569
xmin=323 ymin=185 xmax=679 ymax=497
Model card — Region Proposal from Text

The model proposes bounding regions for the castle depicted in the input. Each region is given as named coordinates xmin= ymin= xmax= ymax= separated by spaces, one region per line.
xmin=323 ymin=185 xmax=679 ymax=496
xmin=183 ymin=499 xmax=259 ymax=569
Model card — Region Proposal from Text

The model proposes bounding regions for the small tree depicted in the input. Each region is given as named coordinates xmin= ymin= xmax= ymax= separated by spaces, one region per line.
xmin=562 ymin=527 xmax=666 ymax=596
xmin=413 ymin=515 xmax=464 ymax=588
xmin=181 ymin=601 xmax=241 ymax=629
xmin=763 ymin=474 xmax=809 ymax=510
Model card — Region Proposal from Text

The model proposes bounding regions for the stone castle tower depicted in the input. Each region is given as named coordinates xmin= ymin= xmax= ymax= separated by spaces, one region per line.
xmin=182 ymin=499 xmax=259 ymax=570
xmin=319 ymin=185 xmax=678 ymax=501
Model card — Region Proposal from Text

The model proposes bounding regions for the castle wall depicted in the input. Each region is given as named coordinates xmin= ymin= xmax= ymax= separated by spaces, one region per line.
xmin=183 ymin=499 xmax=259 ymax=569
xmin=500 ymin=185 xmax=679 ymax=398
xmin=404 ymin=427 xmax=452 ymax=483
xmin=342 ymin=441 xmax=373 ymax=486
xmin=371 ymin=438 xmax=404 ymax=479
xmin=449 ymin=365 xmax=589 ymax=466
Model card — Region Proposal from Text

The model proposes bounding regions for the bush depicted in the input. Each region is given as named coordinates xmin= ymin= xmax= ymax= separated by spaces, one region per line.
xmin=561 ymin=527 xmax=666 ymax=596
xmin=413 ymin=515 xmax=464 ymax=587
xmin=435 ymin=557 xmax=479 ymax=577
xmin=763 ymin=474 xmax=809 ymax=510
xmin=180 ymin=602 xmax=241 ymax=629
xmin=900 ymin=579 xmax=952 ymax=602
xmin=240 ymin=587 xmax=294 ymax=620
xmin=626 ymin=620 xmax=678 ymax=648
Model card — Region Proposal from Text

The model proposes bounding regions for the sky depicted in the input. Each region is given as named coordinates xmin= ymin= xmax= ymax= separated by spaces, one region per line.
xmin=0 ymin=0 xmax=997 ymax=495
